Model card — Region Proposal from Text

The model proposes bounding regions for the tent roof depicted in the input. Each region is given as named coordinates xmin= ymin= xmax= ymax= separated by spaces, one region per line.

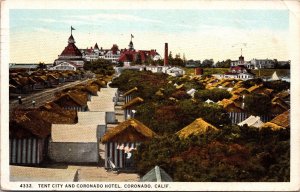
xmin=87 ymin=100 xmax=115 ymax=112
xmin=101 ymin=118 xmax=156 ymax=143
xmin=261 ymin=110 xmax=290 ymax=130
xmin=122 ymin=97 xmax=144 ymax=109
xmin=51 ymin=124 xmax=97 ymax=142
xmin=176 ymin=118 xmax=219 ymax=139
xmin=123 ymin=87 xmax=138 ymax=96
xmin=238 ymin=115 xmax=264 ymax=128
xmin=77 ymin=111 xmax=106 ymax=125
xmin=140 ymin=166 xmax=173 ymax=182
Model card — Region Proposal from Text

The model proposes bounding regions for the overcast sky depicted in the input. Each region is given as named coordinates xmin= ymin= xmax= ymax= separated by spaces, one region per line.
xmin=9 ymin=8 xmax=289 ymax=63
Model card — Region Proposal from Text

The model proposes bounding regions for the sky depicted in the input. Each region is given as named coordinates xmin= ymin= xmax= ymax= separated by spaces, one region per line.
xmin=9 ymin=8 xmax=289 ymax=63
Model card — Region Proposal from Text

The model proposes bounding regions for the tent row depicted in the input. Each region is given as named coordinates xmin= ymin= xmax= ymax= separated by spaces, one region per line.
xmin=49 ymin=87 xmax=119 ymax=164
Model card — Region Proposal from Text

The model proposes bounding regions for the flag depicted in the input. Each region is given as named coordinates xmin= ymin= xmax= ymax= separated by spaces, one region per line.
xmin=131 ymin=34 xmax=134 ymax=38
xmin=71 ymin=26 xmax=75 ymax=31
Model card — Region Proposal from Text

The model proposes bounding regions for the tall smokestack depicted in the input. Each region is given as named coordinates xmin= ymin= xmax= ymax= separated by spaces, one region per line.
xmin=164 ymin=43 xmax=168 ymax=66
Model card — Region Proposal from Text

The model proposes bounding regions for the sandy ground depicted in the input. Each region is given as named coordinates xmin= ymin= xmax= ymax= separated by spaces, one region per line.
xmin=10 ymin=165 xmax=139 ymax=182
xmin=10 ymin=165 xmax=77 ymax=182
xmin=71 ymin=166 xmax=140 ymax=182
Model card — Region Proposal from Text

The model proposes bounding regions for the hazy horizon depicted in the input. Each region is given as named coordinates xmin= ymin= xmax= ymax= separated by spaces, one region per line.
xmin=10 ymin=9 xmax=289 ymax=63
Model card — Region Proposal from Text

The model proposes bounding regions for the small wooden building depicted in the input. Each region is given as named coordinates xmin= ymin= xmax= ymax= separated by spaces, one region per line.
xmin=176 ymin=118 xmax=219 ymax=139
xmin=261 ymin=110 xmax=290 ymax=131
xmin=53 ymin=91 xmax=88 ymax=111
xmin=47 ymin=74 xmax=60 ymax=87
xmin=271 ymin=102 xmax=289 ymax=116
xmin=123 ymin=87 xmax=138 ymax=104
xmin=218 ymin=98 xmax=247 ymax=124
xmin=271 ymin=96 xmax=290 ymax=110
xmin=9 ymin=103 xmax=77 ymax=165
xmin=122 ymin=97 xmax=144 ymax=120
xmin=9 ymin=111 xmax=51 ymax=165
xmin=101 ymin=119 xmax=156 ymax=170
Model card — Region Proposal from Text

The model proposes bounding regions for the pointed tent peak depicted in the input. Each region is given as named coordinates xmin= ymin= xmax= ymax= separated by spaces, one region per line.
xmin=140 ymin=165 xmax=173 ymax=182
xmin=271 ymin=71 xmax=280 ymax=81
xmin=176 ymin=118 xmax=219 ymax=139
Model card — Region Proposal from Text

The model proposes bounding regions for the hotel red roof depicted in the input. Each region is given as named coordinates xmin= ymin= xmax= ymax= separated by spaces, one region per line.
xmin=119 ymin=49 xmax=136 ymax=62
xmin=59 ymin=35 xmax=83 ymax=57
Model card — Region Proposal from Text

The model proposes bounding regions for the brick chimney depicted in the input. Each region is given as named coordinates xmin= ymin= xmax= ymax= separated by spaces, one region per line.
xmin=164 ymin=43 xmax=168 ymax=66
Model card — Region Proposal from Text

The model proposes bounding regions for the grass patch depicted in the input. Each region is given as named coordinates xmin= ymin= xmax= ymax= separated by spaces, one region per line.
xmin=183 ymin=67 xmax=229 ymax=76
xmin=250 ymin=69 xmax=290 ymax=77
xmin=183 ymin=67 xmax=290 ymax=78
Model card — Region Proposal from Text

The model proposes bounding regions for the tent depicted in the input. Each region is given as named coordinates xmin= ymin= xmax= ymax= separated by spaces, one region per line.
xmin=49 ymin=124 xmax=98 ymax=163
xmin=140 ymin=166 xmax=173 ymax=182
xmin=271 ymin=71 xmax=280 ymax=81
xmin=102 ymin=119 xmax=156 ymax=169
xmin=238 ymin=115 xmax=264 ymax=128
xmin=176 ymin=118 xmax=219 ymax=139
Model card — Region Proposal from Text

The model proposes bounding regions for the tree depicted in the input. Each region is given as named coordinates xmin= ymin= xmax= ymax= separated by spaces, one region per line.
xmin=37 ymin=62 xmax=46 ymax=70
xmin=182 ymin=53 xmax=186 ymax=63
xmin=201 ymin=59 xmax=214 ymax=68
xmin=263 ymin=80 xmax=290 ymax=93
xmin=272 ymin=59 xmax=279 ymax=69
xmin=83 ymin=58 xmax=114 ymax=75
xmin=244 ymin=93 xmax=271 ymax=116
xmin=194 ymin=88 xmax=232 ymax=102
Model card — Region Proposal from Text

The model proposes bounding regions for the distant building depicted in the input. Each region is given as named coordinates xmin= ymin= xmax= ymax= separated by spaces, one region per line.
xmin=49 ymin=62 xmax=77 ymax=71
xmin=119 ymin=38 xmax=161 ymax=65
xmin=185 ymin=60 xmax=201 ymax=68
xmin=81 ymin=43 xmax=101 ymax=62
xmin=53 ymin=32 xmax=84 ymax=70
xmin=278 ymin=60 xmax=290 ymax=67
xmin=231 ymin=50 xmax=245 ymax=67
xmin=105 ymin=44 xmax=121 ymax=64
xmin=81 ymin=36 xmax=161 ymax=65
xmin=248 ymin=59 xmax=274 ymax=69
xmin=214 ymin=65 xmax=255 ymax=80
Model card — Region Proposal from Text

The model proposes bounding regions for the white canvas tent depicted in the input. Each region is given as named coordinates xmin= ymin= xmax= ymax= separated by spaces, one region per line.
xmin=49 ymin=124 xmax=99 ymax=163
xmin=238 ymin=115 xmax=264 ymax=128
xmin=187 ymin=88 xmax=196 ymax=97
xmin=271 ymin=71 xmax=280 ymax=81
xmin=77 ymin=111 xmax=107 ymax=138
xmin=205 ymin=99 xmax=215 ymax=104
xmin=97 ymin=88 xmax=119 ymax=104
xmin=87 ymin=100 xmax=116 ymax=124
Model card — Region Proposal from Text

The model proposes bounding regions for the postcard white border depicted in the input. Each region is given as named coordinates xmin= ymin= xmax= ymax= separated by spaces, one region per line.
xmin=1 ymin=0 xmax=300 ymax=191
